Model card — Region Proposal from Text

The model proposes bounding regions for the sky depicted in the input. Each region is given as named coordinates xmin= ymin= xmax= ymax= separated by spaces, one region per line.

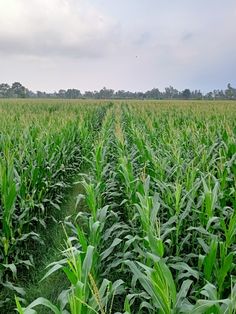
xmin=0 ymin=0 xmax=235 ymax=93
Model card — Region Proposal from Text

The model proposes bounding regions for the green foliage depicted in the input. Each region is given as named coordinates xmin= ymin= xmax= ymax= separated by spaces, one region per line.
xmin=0 ymin=100 xmax=110 ymax=308
xmin=1 ymin=99 xmax=236 ymax=313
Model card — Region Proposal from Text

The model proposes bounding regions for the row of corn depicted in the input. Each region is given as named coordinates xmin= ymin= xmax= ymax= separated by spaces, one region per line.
xmin=0 ymin=100 xmax=111 ymax=308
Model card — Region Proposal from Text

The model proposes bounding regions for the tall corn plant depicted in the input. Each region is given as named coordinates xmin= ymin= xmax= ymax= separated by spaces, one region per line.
xmin=0 ymin=144 xmax=17 ymax=266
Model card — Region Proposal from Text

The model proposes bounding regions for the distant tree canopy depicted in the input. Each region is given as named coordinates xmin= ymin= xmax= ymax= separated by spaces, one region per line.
xmin=182 ymin=89 xmax=191 ymax=99
xmin=0 ymin=82 xmax=235 ymax=100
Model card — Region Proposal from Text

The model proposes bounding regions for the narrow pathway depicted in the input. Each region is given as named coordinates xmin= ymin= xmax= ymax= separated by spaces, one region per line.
xmin=21 ymin=176 xmax=86 ymax=313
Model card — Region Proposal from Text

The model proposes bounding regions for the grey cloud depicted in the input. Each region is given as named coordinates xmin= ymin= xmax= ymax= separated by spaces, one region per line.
xmin=0 ymin=0 xmax=119 ymax=59
xmin=0 ymin=0 xmax=236 ymax=92
xmin=0 ymin=31 xmax=118 ymax=59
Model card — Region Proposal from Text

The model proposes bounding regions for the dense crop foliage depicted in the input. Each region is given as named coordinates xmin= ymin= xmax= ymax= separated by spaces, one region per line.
xmin=0 ymin=100 xmax=111 ymax=307
xmin=1 ymin=100 xmax=236 ymax=313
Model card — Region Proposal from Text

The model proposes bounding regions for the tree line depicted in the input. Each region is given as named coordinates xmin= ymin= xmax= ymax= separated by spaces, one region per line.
xmin=0 ymin=82 xmax=236 ymax=100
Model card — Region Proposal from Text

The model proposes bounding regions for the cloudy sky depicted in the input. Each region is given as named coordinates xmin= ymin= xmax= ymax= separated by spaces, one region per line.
xmin=0 ymin=0 xmax=235 ymax=92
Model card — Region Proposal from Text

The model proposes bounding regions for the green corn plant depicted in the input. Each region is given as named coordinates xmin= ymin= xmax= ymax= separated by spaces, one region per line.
xmin=125 ymin=257 xmax=177 ymax=314
xmin=135 ymin=177 xmax=164 ymax=258
xmin=220 ymin=209 xmax=236 ymax=249
xmin=0 ymin=148 xmax=17 ymax=266
xmin=16 ymin=242 xmax=119 ymax=313
xmin=201 ymin=176 xmax=219 ymax=223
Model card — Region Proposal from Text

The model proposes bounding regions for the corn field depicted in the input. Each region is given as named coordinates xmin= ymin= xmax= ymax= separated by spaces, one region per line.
xmin=0 ymin=100 xmax=236 ymax=313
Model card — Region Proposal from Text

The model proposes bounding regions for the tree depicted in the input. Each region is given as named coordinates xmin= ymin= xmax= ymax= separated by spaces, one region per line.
xmin=134 ymin=92 xmax=145 ymax=99
xmin=1 ymin=81 xmax=235 ymax=100
xmin=37 ymin=91 xmax=47 ymax=98
xmin=65 ymin=89 xmax=82 ymax=99
xmin=115 ymin=90 xmax=127 ymax=99
xmin=205 ymin=92 xmax=213 ymax=100
xmin=225 ymin=83 xmax=236 ymax=99
xmin=58 ymin=89 xmax=66 ymax=98
xmin=98 ymin=87 xmax=114 ymax=99
xmin=145 ymin=88 xmax=161 ymax=99
xmin=213 ymin=89 xmax=225 ymax=100
xmin=191 ymin=90 xmax=203 ymax=100
xmin=182 ymin=89 xmax=191 ymax=99
xmin=11 ymin=82 xmax=28 ymax=98
xmin=164 ymin=86 xmax=179 ymax=99
xmin=0 ymin=83 xmax=11 ymax=97
xmin=84 ymin=91 xmax=95 ymax=98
